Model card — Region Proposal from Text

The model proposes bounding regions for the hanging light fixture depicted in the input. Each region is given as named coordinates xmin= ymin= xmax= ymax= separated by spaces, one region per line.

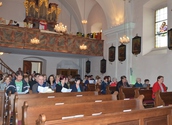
xmin=30 ymin=37 xmax=40 ymax=44
xmin=0 ymin=2 xmax=2 ymax=7
xmin=54 ymin=3 xmax=67 ymax=33
xmin=119 ymin=0 xmax=130 ymax=44
xmin=0 ymin=52 xmax=3 ymax=55
xmin=80 ymin=44 xmax=87 ymax=50
xmin=82 ymin=0 xmax=87 ymax=24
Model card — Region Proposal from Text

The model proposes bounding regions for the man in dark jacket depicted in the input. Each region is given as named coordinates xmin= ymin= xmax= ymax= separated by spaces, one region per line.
xmin=6 ymin=71 xmax=30 ymax=94
xmin=116 ymin=75 xmax=130 ymax=92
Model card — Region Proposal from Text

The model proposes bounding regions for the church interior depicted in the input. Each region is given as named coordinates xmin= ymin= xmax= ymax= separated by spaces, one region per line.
xmin=0 ymin=0 xmax=172 ymax=124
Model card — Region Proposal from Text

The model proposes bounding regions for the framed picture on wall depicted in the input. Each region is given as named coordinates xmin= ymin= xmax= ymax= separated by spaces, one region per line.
xmin=86 ymin=60 xmax=91 ymax=74
xmin=168 ymin=28 xmax=172 ymax=50
xmin=132 ymin=35 xmax=141 ymax=55
xmin=109 ymin=45 xmax=115 ymax=62
xmin=100 ymin=58 xmax=106 ymax=74
xmin=118 ymin=44 xmax=126 ymax=62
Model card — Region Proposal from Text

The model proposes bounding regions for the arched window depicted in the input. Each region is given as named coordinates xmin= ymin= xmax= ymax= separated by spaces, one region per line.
xmin=155 ymin=7 xmax=168 ymax=48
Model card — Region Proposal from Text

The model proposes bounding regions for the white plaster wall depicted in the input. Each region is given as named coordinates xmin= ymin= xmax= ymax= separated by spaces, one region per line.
xmin=0 ymin=53 xmax=80 ymax=77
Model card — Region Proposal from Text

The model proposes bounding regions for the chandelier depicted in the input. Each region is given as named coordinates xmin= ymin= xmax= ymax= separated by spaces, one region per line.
xmin=54 ymin=22 xmax=67 ymax=33
xmin=82 ymin=0 xmax=87 ymax=24
xmin=30 ymin=37 xmax=40 ymax=44
xmin=120 ymin=35 xmax=130 ymax=44
xmin=119 ymin=0 xmax=130 ymax=44
xmin=0 ymin=52 xmax=3 ymax=55
xmin=0 ymin=2 xmax=2 ymax=7
xmin=80 ymin=44 xmax=87 ymax=50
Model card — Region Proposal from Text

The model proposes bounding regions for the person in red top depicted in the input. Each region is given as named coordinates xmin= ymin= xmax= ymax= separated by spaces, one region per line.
xmin=110 ymin=77 xmax=117 ymax=87
xmin=152 ymin=76 xmax=167 ymax=99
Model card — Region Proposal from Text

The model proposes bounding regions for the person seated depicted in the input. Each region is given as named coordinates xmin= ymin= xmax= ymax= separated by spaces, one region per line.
xmin=116 ymin=75 xmax=130 ymax=92
xmin=143 ymin=79 xmax=150 ymax=88
xmin=84 ymin=75 xmax=90 ymax=91
xmin=152 ymin=76 xmax=167 ymax=99
xmin=70 ymin=77 xmax=83 ymax=92
xmin=56 ymin=75 xmax=68 ymax=92
xmin=110 ymin=77 xmax=117 ymax=87
xmin=0 ymin=76 xmax=11 ymax=90
xmin=47 ymin=74 xmax=56 ymax=90
xmin=134 ymin=78 xmax=143 ymax=88
xmin=6 ymin=71 xmax=30 ymax=94
xmin=101 ymin=76 xmax=108 ymax=94
xmin=29 ymin=73 xmax=40 ymax=90
xmin=32 ymin=75 xmax=50 ymax=93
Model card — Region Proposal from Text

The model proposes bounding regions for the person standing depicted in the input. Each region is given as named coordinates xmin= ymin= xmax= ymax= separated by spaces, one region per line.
xmin=152 ymin=76 xmax=167 ymax=99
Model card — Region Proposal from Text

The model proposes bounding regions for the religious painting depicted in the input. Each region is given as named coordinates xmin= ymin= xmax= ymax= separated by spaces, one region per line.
xmin=109 ymin=45 xmax=115 ymax=62
xmin=100 ymin=58 xmax=106 ymax=74
xmin=132 ymin=35 xmax=141 ymax=55
xmin=86 ymin=60 xmax=91 ymax=74
xmin=168 ymin=28 xmax=172 ymax=50
xmin=118 ymin=44 xmax=126 ymax=62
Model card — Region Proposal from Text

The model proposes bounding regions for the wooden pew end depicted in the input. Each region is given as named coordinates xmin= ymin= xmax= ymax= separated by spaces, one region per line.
xmin=136 ymin=95 xmax=145 ymax=110
xmin=36 ymin=114 xmax=46 ymax=125
xmin=112 ymin=91 xmax=118 ymax=100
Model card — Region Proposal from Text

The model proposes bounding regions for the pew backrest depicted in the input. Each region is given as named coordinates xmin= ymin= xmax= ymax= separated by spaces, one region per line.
xmin=38 ymin=106 xmax=172 ymax=125
xmin=155 ymin=91 xmax=172 ymax=107
xmin=22 ymin=95 xmax=144 ymax=125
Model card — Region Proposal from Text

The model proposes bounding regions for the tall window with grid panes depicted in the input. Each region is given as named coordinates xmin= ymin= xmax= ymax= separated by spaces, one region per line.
xmin=155 ymin=7 xmax=168 ymax=48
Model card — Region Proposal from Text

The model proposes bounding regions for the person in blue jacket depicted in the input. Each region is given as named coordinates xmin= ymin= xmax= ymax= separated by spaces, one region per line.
xmin=70 ymin=77 xmax=83 ymax=92
xmin=134 ymin=78 xmax=143 ymax=88
xmin=6 ymin=71 xmax=30 ymax=94
xmin=101 ymin=76 xmax=109 ymax=94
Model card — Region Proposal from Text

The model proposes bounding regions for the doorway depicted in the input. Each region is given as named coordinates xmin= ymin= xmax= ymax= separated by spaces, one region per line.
xmin=23 ymin=60 xmax=42 ymax=74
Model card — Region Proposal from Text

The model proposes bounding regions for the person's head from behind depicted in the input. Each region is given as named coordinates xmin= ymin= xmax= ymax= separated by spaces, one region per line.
xmin=136 ymin=78 xmax=141 ymax=83
xmin=144 ymin=79 xmax=149 ymax=84
xmin=75 ymin=77 xmax=81 ymax=85
xmin=157 ymin=76 xmax=164 ymax=84
xmin=15 ymin=71 xmax=23 ymax=82
xmin=121 ymin=75 xmax=127 ymax=83
xmin=38 ymin=75 xmax=44 ymax=86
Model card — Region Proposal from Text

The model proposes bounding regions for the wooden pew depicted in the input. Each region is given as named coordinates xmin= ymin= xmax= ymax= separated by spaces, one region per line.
xmin=22 ymin=95 xmax=144 ymax=125
xmin=135 ymin=89 xmax=154 ymax=108
xmin=13 ymin=92 xmax=118 ymax=125
xmin=118 ymin=87 xmax=139 ymax=100
xmin=155 ymin=91 xmax=172 ymax=107
xmin=87 ymin=84 xmax=96 ymax=91
xmin=37 ymin=106 xmax=172 ymax=125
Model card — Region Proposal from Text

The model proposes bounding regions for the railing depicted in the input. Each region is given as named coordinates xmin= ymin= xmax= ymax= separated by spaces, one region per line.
xmin=0 ymin=58 xmax=15 ymax=74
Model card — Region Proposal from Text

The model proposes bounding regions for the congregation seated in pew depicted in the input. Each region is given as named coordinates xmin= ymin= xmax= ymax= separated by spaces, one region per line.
xmin=70 ymin=77 xmax=83 ymax=92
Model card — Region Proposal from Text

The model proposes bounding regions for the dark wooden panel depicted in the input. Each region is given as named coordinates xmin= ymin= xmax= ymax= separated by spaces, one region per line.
xmin=144 ymin=115 xmax=167 ymax=125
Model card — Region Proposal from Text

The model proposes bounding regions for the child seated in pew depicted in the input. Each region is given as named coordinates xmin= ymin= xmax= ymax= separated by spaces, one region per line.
xmin=143 ymin=79 xmax=150 ymax=88
xmin=70 ymin=77 xmax=83 ymax=92
xmin=6 ymin=71 xmax=30 ymax=94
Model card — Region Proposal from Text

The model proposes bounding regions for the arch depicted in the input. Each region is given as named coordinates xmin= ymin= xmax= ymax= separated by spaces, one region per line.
xmin=57 ymin=60 xmax=80 ymax=70
xmin=23 ymin=56 xmax=47 ymax=74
